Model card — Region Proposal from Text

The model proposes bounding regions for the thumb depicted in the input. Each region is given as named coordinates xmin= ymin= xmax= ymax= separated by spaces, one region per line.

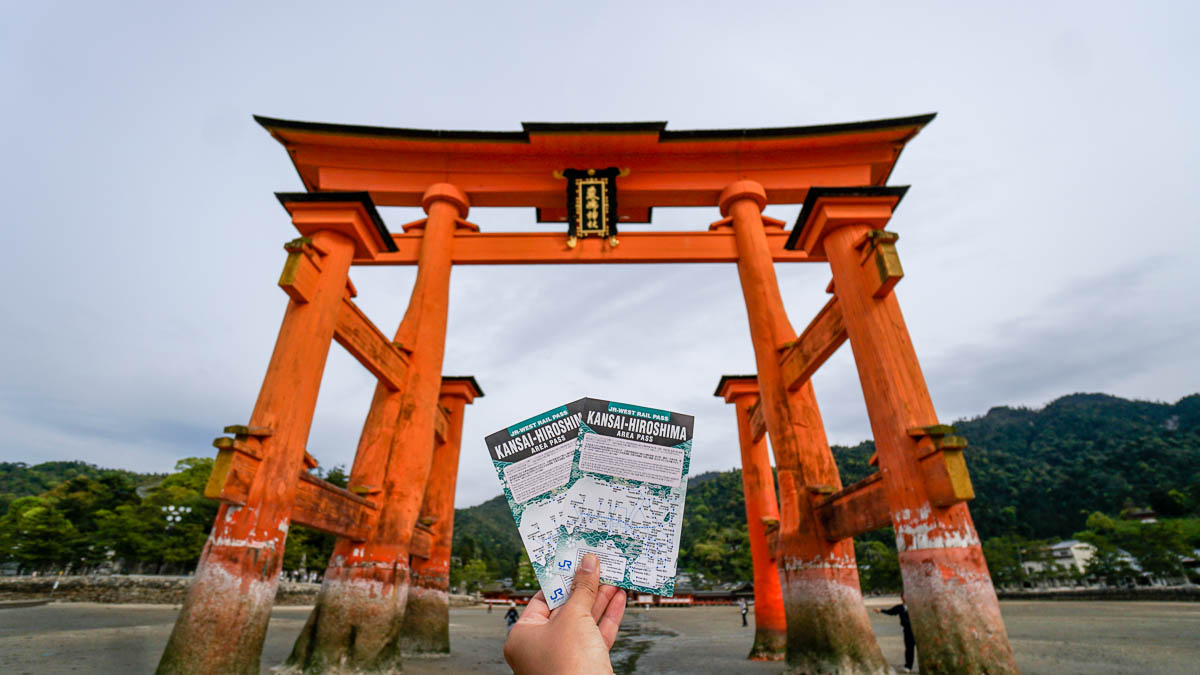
xmin=563 ymin=553 xmax=600 ymax=614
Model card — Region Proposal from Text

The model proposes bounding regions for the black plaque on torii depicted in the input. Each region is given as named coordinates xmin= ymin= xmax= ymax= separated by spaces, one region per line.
xmin=562 ymin=167 xmax=620 ymax=248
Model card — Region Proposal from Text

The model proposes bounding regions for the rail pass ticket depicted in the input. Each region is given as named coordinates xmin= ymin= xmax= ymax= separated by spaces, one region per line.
xmin=485 ymin=400 xmax=587 ymax=606
xmin=550 ymin=399 xmax=694 ymax=608
xmin=486 ymin=398 xmax=694 ymax=610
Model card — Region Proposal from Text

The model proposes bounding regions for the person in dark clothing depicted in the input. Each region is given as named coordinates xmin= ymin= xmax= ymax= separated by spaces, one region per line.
xmin=874 ymin=594 xmax=915 ymax=673
xmin=738 ymin=598 xmax=748 ymax=627
xmin=505 ymin=604 xmax=520 ymax=633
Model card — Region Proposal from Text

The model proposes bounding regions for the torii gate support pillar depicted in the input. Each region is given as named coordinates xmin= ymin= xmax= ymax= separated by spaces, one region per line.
xmin=286 ymin=184 xmax=472 ymax=673
xmin=400 ymin=376 xmax=483 ymax=654
xmin=716 ymin=376 xmax=786 ymax=661
xmin=721 ymin=181 xmax=889 ymax=674
xmin=799 ymin=188 xmax=1018 ymax=673
xmin=158 ymin=203 xmax=377 ymax=674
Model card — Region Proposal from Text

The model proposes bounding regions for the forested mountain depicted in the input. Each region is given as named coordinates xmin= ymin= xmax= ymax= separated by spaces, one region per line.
xmin=452 ymin=393 xmax=1200 ymax=584
xmin=0 ymin=461 xmax=161 ymax=515
xmin=3 ymin=393 xmax=1198 ymax=591
xmin=833 ymin=393 xmax=1200 ymax=540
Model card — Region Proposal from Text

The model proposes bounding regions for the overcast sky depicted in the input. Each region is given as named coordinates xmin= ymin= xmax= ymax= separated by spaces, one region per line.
xmin=2 ymin=2 xmax=1197 ymax=507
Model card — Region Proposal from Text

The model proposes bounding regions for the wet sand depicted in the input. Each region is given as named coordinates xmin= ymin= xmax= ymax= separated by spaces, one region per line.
xmin=1 ymin=598 xmax=1197 ymax=673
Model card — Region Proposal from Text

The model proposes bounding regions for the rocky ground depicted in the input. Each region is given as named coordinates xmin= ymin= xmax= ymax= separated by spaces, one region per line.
xmin=1 ymin=597 xmax=1198 ymax=673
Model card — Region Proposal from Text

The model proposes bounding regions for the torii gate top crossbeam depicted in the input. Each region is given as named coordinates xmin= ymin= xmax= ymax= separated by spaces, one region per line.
xmin=255 ymin=114 xmax=934 ymax=222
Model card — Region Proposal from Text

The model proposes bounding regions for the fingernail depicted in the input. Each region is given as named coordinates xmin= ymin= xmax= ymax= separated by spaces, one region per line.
xmin=581 ymin=553 xmax=598 ymax=574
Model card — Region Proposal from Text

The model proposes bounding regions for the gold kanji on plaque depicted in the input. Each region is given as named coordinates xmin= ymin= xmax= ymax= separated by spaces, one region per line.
xmin=560 ymin=167 xmax=621 ymax=248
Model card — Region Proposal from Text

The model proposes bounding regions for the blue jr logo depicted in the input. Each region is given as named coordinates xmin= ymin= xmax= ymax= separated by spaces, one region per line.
xmin=548 ymin=588 xmax=563 ymax=601
xmin=557 ymin=559 xmax=573 ymax=571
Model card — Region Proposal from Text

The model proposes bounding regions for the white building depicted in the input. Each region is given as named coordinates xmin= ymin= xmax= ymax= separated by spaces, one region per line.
xmin=1022 ymin=540 xmax=1097 ymax=577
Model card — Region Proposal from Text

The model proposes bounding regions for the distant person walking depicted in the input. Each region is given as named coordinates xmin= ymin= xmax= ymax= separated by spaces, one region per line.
xmin=505 ymin=602 xmax=520 ymax=633
xmin=874 ymin=594 xmax=915 ymax=673
xmin=739 ymin=598 xmax=748 ymax=627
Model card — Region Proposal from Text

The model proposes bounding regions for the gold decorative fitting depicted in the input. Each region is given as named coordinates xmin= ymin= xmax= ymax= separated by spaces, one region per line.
xmin=283 ymin=236 xmax=313 ymax=252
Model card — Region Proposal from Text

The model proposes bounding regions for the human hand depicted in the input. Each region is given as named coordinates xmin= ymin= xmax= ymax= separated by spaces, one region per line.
xmin=503 ymin=553 xmax=627 ymax=675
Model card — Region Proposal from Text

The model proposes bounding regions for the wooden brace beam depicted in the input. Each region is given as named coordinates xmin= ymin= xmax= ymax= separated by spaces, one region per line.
xmin=813 ymin=445 xmax=975 ymax=541
xmin=334 ymin=296 xmax=410 ymax=391
xmin=854 ymin=230 xmax=903 ymax=298
xmin=778 ymin=297 xmax=847 ymax=391
xmin=205 ymin=440 xmax=377 ymax=541
xmin=410 ymin=522 xmax=434 ymax=560
xmin=278 ymin=240 xmax=323 ymax=304
xmin=434 ymin=405 xmax=450 ymax=444
xmin=747 ymin=399 xmax=767 ymax=442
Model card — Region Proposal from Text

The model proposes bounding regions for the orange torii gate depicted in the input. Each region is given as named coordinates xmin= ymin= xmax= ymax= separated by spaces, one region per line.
xmin=715 ymin=376 xmax=787 ymax=660
xmin=158 ymin=114 xmax=1017 ymax=674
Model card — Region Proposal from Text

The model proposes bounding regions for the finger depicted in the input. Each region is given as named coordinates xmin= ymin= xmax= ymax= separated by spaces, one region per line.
xmin=517 ymin=591 xmax=551 ymax=624
xmin=598 ymin=589 xmax=627 ymax=650
xmin=562 ymin=553 xmax=601 ymax=615
xmin=590 ymin=583 xmax=619 ymax=623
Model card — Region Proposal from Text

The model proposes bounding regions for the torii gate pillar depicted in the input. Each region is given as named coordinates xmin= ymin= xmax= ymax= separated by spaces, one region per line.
xmin=286 ymin=184 xmax=472 ymax=673
xmin=400 ymin=376 xmax=483 ymax=654
xmin=797 ymin=188 xmax=1019 ymax=673
xmin=158 ymin=202 xmax=382 ymax=675
xmin=721 ymin=181 xmax=889 ymax=673
xmin=715 ymin=376 xmax=786 ymax=661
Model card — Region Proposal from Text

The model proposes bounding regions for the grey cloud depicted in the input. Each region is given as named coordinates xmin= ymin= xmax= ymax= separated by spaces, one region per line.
xmin=1 ymin=3 xmax=1197 ymax=510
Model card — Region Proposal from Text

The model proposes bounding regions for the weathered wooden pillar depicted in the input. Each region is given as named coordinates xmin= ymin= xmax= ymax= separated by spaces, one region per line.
xmin=720 ymin=181 xmax=889 ymax=674
xmin=400 ymin=376 xmax=483 ymax=654
xmin=158 ymin=194 xmax=390 ymax=675
xmin=287 ymin=184 xmax=470 ymax=673
xmin=799 ymin=187 xmax=1018 ymax=673
xmin=715 ymin=376 xmax=786 ymax=661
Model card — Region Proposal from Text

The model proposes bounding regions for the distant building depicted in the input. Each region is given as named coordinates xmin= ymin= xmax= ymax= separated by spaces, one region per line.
xmin=649 ymin=576 xmax=754 ymax=607
xmin=480 ymin=581 xmax=537 ymax=606
xmin=1120 ymin=508 xmax=1158 ymax=524
xmin=1182 ymin=550 xmax=1200 ymax=578
xmin=1022 ymin=539 xmax=1193 ymax=588
xmin=1022 ymin=540 xmax=1096 ymax=577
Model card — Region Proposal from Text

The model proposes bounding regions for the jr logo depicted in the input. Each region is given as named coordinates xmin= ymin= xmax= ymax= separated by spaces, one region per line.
xmin=557 ymin=559 xmax=573 ymax=571
xmin=548 ymin=588 xmax=564 ymax=601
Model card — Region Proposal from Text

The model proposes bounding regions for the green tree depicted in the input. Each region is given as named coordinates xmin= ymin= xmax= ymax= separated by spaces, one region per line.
xmin=855 ymin=540 xmax=902 ymax=593
xmin=1116 ymin=521 xmax=1190 ymax=579
xmin=1082 ymin=541 xmax=1135 ymax=586
xmin=515 ymin=550 xmax=537 ymax=589
xmin=456 ymin=558 xmax=491 ymax=593
xmin=981 ymin=536 xmax=1027 ymax=587
xmin=0 ymin=496 xmax=79 ymax=570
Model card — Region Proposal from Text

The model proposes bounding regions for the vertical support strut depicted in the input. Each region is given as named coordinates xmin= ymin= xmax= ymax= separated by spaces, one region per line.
xmin=721 ymin=181 xmax=889 ymax=674
xmin=716 ymin=376 xmax=786 ymax=661
xmin=287 ymin=184 xmax=471 ymax=673
xmin=808 ymin=191 xmax=1019 ymax=673
xmin=400 ymin=376 xmax=483 ymax=654
xmin=158 ymin=228 xmax=357 ymax=675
